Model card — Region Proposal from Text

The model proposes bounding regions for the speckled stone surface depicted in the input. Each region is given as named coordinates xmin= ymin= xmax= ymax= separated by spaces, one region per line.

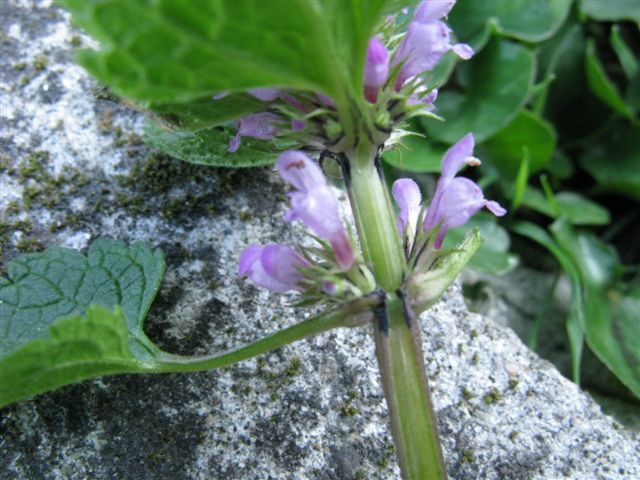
xmin=1 ymin=2 xmax=639 ymax=479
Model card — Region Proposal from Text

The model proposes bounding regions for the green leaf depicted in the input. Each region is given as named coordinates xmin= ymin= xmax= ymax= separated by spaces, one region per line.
xmin=551 ymin=222 xmax=619 ymax=289
xmin=626 ymin=70 xmax=640 ymax=111
xmin=546 ymin=150 xmax=575 ymax=180
xmin=512 ymin=150 xmax=529 ymax=210
xmin=579 ymin=121 xmax=640 ymax=200
xmin=580 ymin=0 xmax=640 ymax=27
xmin=480 ymin=110 xmax=557 ymax=178
xmin=520 ymin=188 xmax=611 ymax=225
xmin=1 ymin=239 xmax=164 ymax=359
xmin=449 ymin=0 xmax=572 ymax=45
xmin=537 ymin=22 xmax=583 ymax=87
xmin=443 ymin=214 xmax=518 ymax=276
xmin=422 ymin=38 xmax=535 ymax=144
xmin=148 ymin=93 xmax=265 ymax=131
xmin=536 ymin=22 xmax=608 ymax=141
xmin=0 ymin=239 xmax=371 ymax=407
xmin=550 ymin=221 xmax=640 ymax=398
xmin=382 ymin=133 xmax=446 ymax=173
xmin=602 ymin=289 xmax=640 ymax=398
xmin=144 ymin=122 xmax=292 ymax=168
xmin=0 ymin=239 xmax=165 ymax=406
xmin=610 ymin=25 xmax=638 ymax=81
xmin=410 ymin=229 xmax=485 ymax=312
xmin=0 ymin=306 xmax=146 ymax=408
xmin=511 ymin=221 xmax=585 ymax=384
xmin=585 ymin=39 xmax=636 ymax=119
xmin=63 ymin=0 xmax=392 ymax=106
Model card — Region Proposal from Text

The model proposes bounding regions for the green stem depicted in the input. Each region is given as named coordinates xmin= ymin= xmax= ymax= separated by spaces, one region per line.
xmin=346 ymin=145 xmax=405 ymax=291
xmin=376 ymin=295 xmax=446 ymax=479
xmin=147 ymin=298 xmax=374 ymax=373
xmin=345 ymin=147 xmax=447 ymax=479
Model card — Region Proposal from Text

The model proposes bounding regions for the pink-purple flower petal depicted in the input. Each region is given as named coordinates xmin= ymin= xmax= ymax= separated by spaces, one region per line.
xmin=393 ymin=1 xmax=474 ymax=89
xmin=486 ymin=200 xmax=507 ymax=217
xmin=364 ymin=37 xmax=390 ymax=102
xmin=277 ymin=150 xmax=355 ymax=270
xmin=228 ymin=112 xmax=281 ymax=152
xmin=414 ymin=0 xmax=456 ymax=22
xmin=441 ymin=132 xmax=474 ymax=180
xmin=248 ymin=88 xmax=281 ymax=101
xmin=238 ymin=244 xmax=263 ymax=276
xmin=451 ymin=43 xmax=474 ymax=60
xmin=277 ymin=150 xmax=326 ymax=192
xmin=392 ymin=178 xmax=422 ymax=236
xmin=424 ymin=133 xmax=506 ymax=248
xmin=316 ymin=93 xmax=335 ymax=108
xmin=407 ymin=84 xmax=438 ymax=109
xmin=238 ymin=243 xmax=308 ymax=293
xmin=395 ymin=20 xmax=453 ymax=87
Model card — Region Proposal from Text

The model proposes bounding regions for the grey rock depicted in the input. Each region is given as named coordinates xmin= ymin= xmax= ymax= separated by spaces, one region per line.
xmin=1 ymin=2 xmax=639 ymax=480
xmin=463 ymin=268 xmax=640 ymax=432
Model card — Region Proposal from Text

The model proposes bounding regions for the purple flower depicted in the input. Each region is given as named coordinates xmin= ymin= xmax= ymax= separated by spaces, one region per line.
xmin=414 ymin=0 xmax=456 ymax=22
xmin=282 ymin=94 xmax=308 ymax=112
xmin=392 ymin=178 xmax=422 ymax=236
xmin=423 ymin=133 xmax=506 ymax=248
xmin=238 ymin=243 xmax=309 ymax=293
xmin=316 ymin=93 xmax=335 ymax=109
xmin=228 ymin=112 xmax=281 ymax=153
xmin=364 ymin=37 xmax=389 ymax=103
xmin=248 ymin=88 xmax=281 ymax=101
xmin=291 ymin=119 xmax=306 ymax=131
xmin=407 ymin=83 xmax=438 ymax=110
xmin=277 ymin=150 xmax=355 ymax=270
xmin=393 ymin=0 xmax=473 ymax=88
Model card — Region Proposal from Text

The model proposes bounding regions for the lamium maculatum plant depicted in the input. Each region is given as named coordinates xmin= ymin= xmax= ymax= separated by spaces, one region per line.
xmin=0 ymin=2 xmax=508 ymax=478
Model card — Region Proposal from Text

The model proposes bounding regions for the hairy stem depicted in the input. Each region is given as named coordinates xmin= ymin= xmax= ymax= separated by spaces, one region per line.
xmin=148 ymin=297 xmax=376 ymax=373
xmin=345 ymin=143 xmax=405 ymax=291
xmin=345 ymin=145 xmax=447 ymax=480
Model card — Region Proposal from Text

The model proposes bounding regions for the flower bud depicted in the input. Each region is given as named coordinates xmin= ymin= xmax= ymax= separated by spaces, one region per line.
xmin=364 ymin=37 xmax=389 ymax=103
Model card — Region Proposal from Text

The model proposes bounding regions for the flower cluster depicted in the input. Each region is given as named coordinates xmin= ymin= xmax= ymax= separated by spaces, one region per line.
xmin=392 ymin=133 xmax=506 ymax=256
xmin=237 ymin=1 xmax=503 ymax=305
xmin=239 ymin=134 xmax=504 ymax=299
xmin=239 ymin=151 xmax=375 ymax=300
xmin=365 ymin=0 xmax=472 ymax=108
xmin=222 ymin=0 xmax=473 ymax=153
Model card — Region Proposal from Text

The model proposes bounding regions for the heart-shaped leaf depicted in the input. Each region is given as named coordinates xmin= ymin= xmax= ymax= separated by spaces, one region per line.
xmin=0 ymin=239 xmax=165 ymax=406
